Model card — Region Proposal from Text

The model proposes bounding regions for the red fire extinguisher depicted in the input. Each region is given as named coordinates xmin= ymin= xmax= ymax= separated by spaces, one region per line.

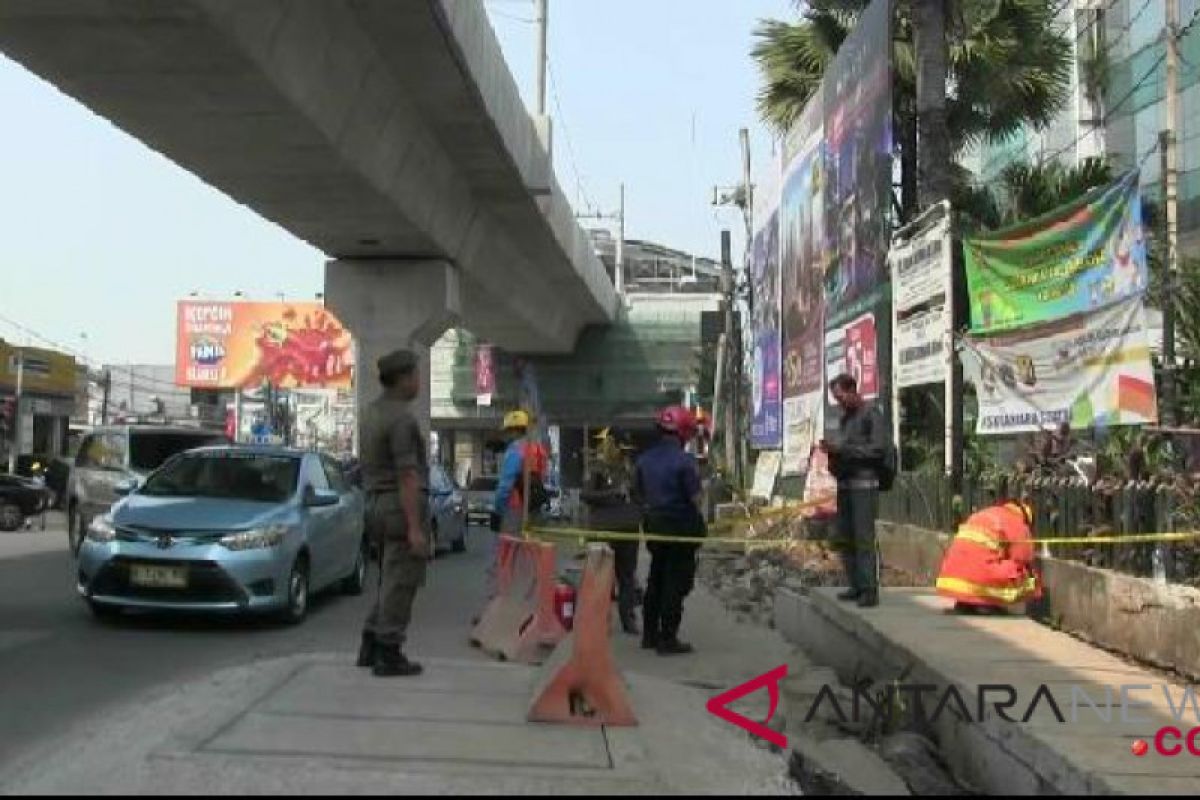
xmin=553 ymin=581 xmax=577 ymax=631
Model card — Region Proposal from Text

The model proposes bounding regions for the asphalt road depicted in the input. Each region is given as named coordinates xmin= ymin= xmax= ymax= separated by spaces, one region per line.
xmin=0 ymin=514 xmax=493 ymax=771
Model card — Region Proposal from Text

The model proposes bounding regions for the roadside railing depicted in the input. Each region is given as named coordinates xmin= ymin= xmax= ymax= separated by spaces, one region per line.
xmin=880 ymin=472 xmax=1200 ymax=587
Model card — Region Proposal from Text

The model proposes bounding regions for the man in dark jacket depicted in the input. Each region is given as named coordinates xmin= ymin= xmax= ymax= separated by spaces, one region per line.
xmin=823 ymin=373 xmax=888 ymax=608
xmin=580 ymin=428 xmax=641 ymax=634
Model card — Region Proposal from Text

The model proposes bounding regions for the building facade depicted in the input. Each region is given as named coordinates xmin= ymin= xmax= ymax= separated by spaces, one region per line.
xmin=965 ymin=1 xmax=1200 ymax=257
xmin=1 ymin=341 xmax=79 ymax=464
xmin=427 ymin=235 xmax=724 ymax=489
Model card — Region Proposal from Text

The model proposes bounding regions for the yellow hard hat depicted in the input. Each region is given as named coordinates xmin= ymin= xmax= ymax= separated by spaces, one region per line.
xmin=502 ymin=409 xmax=531 ymax=431
xmin=594 ymin=427 xmax=612 ymax=441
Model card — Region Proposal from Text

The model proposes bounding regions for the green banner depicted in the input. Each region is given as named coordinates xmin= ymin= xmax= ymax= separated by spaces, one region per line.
xmin=965 ymin=172 xmax=1148 ymax=335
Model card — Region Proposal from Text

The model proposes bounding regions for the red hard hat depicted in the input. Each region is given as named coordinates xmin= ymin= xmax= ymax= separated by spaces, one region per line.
xmin=656 ymin=405 xmax=697 ymax=440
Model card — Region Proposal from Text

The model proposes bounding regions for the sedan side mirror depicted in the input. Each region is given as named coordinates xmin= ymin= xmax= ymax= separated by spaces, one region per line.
xmin=305 ymin=487 xmax=341 ymax=508
xmin=114 ymin=478 xmax=139 ymax=497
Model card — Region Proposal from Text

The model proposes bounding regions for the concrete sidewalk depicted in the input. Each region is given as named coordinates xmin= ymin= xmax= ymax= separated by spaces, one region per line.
xmin=778 ymin=587 xmax=1200 ymax=795
xmin=0 ymin=574 xmax=802 ymax=795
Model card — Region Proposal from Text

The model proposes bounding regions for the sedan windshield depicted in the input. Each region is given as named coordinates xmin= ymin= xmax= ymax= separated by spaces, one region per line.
xmin=140 ymin=453 xmax=299 ymax=503
xmin=129 ymin=433 xmax=227 ymax=473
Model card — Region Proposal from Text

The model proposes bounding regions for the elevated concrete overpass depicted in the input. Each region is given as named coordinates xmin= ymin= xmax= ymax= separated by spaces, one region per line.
xmin=0 ymin=0 xmax=619 ymax=418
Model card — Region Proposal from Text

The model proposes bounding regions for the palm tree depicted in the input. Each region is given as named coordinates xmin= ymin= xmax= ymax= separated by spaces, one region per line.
xmin=752 ymin=0 xmax=1073 ymax=219
xmin=956 ymin=156 xmax=1115 ymax=231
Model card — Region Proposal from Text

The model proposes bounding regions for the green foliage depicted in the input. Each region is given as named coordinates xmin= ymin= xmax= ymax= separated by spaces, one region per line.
xmin=956 ymin=157 xmax=1115 ymax=232
xmin=752 ymin=0 xmax=1072 ymax=151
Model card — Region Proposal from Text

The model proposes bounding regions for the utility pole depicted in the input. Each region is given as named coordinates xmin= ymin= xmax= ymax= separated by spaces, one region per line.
xmin=711 ymin=129 xmax=755 ymax=490
xmin=535 ymin=0 xmax=549 ymax=117
xmin=101 ymin=369 xmax=111 ymax=425
xmin=721 ymin=230 xmax=736 ymax=483
xmin=616 ymin=183 xmax=625 ymax=294
xmin=7 ymin=349 xmax=23 ymax=474
xmin=576 ymin=187 xmax=626 ymax=293
xmin=1161 ymin=0 xmax=1181 ymax=427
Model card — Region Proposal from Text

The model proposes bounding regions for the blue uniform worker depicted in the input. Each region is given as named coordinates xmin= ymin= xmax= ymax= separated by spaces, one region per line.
xmin=634 ymin=406 xmax=706 ymax=656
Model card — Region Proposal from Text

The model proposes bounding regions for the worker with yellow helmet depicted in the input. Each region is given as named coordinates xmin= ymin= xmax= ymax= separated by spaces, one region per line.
xmin=486 ymin=409 xmax=549 ymax=597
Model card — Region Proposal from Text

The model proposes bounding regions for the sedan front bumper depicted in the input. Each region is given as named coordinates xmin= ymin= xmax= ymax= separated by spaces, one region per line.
xmin=77 ymin=539 xmax=295 ymax=614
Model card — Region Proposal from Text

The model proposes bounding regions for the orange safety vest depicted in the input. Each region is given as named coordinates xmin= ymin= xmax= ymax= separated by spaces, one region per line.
xmin=936 ymin=503 xmax=1042 ymax=608
xmin=509 ymin=441 xmax=549 ymax=512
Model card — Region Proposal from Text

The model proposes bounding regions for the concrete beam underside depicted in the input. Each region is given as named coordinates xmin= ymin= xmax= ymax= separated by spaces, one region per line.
xmin=0 ymin=0 xmax=617 ymax=352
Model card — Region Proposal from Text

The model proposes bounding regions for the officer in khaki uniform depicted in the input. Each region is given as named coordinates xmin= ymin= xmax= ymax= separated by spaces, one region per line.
xmin=356 ymin=349 xmax=430 ymax=678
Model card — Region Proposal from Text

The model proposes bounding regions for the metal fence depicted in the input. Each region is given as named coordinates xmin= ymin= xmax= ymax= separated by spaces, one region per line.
xmin=880 ymin=472 xmax=1200 ymax=586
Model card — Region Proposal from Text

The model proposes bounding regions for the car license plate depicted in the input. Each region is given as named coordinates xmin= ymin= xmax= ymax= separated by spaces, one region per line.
xmin=130 ymin=565 xmax=188 ymax=589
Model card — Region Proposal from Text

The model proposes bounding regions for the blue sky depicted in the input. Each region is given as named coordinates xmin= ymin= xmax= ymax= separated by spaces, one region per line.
xmin=0 ymin=0 xmax=789 ymax=366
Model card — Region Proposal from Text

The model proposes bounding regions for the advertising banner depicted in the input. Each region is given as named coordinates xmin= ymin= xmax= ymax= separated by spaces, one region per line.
xmin=779 ymin=0 xmax=892 ymax=473
xmin=475 ymin=345 xmax=496 ymax=406
xmin=175 ymin=301 xmax=354 ymax=390
xmin=965 ymin=172 xmax=1148 ymax=335
xmin=781 ymin=99 xmax=827 ymax=475
xmin=891 ymin=213 xmax=952 ymax=388
xmin=962 ymin=296 xmax=1157 ymax=435
xmin=783 ymin=393 xmax=823 ymax=476
xmin=825 ymin=311 xmax=880 ymax=403
xmin=822 ymin=0 xmax=893 ymax=313
xmin=751 ymin=154 xmax=783 ymax=449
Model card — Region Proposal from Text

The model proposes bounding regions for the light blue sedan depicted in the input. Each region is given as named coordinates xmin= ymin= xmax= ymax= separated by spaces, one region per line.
xmin=76 ymin=446 xmax=366 ymax=624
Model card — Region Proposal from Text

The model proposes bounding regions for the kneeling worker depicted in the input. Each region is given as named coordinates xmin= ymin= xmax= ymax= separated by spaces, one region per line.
xmin=635 ymin=406 xmax=705 ymax=656
xmin=936 ymin=499 xmax=1041 ymax=614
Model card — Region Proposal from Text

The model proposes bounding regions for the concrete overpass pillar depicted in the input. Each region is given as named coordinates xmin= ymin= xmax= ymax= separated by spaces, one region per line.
xmin=325 ymin=260 xmax=461 ymax=450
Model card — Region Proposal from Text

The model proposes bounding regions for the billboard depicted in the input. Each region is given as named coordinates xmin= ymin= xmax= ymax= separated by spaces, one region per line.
xmin=0 ymin=343 xmax=77 ymax=397
xmin=175 ymin=301 xmax=354 ymax=390
xmin=780 ymin=0 xmax=892 ymax=473
xmin=780 ymin=98 xmax=827 ymax=474
xmin=750 ymin=152 xmax=783 ymax=450
xmin=961 ymin=296 xmax=1157 ymax=435
xmin=820 ymin=0 xmax=893 ymax=435
xmin=965 ymin=172 xmax=1148 ymax=335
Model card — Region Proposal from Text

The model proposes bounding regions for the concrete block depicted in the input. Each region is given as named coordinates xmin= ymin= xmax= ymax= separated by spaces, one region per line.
xmin=789 ymin=732 xmax=911 ymax=796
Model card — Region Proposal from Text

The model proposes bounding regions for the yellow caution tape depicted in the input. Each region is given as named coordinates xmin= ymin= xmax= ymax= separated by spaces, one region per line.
xmin=526 ymin=525 xmax=801 ymax=549
xmin=1027 ymin=531 xmax=1200 ymax=546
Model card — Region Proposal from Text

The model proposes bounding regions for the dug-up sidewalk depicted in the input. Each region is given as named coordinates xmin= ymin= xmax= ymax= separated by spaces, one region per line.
xmin=0 ymin=586 xmax=802 ymax=795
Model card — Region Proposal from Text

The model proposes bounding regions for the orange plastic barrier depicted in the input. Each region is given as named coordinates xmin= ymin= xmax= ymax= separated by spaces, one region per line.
xmin=527 ymin=544 xmax=638 ymax=727
xmin=469 ymin=535 xmax=567 ymax=664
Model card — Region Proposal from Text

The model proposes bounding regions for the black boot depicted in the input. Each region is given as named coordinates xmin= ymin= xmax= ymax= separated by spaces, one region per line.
xmin=641 ymin=633 xmax=659 ymax=650
xmin=857 ymin=589 xmax=880 ymax=608
xmin=836 ymin=589 xmax=861 ymax=602
xmin=373 ymin=644 xmax=423 ymax=677
xmin=620 ymin=610 xmax=640 ymax=636
xmin=356 ymin=632 xmax=377 ymax=668
xmin=656 ymin=638 xmax=695 ymax=656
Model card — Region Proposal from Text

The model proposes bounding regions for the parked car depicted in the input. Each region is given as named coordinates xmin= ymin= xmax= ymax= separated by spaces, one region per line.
xmin=464 ymin=476 xmax=498 ymax=528
xmin=15 ymin=454 xmax=70 ymax=510
xmin=76 ymin=446 xmax=366 ymax=623
xmin=0 ymin=473 xmax=52 ymax=531
xmin=67 ymin=426 xmax=228 ymax=555
xmin=429 ymin=464 xmax=467 ymax=554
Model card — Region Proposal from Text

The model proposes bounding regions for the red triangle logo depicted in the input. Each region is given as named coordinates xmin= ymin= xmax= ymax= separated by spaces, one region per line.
xmin=706 ymin=665 xmax=788 ymax=748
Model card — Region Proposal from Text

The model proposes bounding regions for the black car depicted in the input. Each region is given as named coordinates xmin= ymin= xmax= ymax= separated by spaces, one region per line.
xmin=0 ymin=473 xmax=51 ymax=531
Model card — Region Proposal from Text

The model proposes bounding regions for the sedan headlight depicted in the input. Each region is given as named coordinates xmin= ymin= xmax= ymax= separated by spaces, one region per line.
xmin=87 ymin=515 xmax=117 ymax=543
xmin=219 ymin=524 xmax=290 ymax=551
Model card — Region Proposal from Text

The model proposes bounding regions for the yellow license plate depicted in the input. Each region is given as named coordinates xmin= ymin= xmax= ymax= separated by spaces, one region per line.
xmin=130 ymin=565 xmax=188 ymax=589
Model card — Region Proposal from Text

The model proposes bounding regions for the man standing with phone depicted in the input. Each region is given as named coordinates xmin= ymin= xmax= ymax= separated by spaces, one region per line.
xmin=823 ymin=373 xmax=889 ymax=608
